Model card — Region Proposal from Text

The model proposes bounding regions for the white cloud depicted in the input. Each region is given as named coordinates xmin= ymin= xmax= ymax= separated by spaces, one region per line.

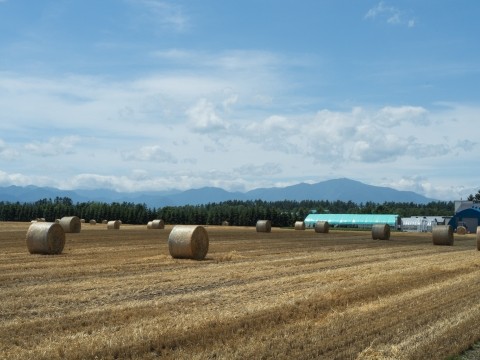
xmin=129 ymin=0 xmax=189 ymax=32
xmin=69 ymin=173 xmax=124 ymax=190
xmin=375 ymin=106 xmax=428 ymax=126
xmin=0 ymin=170 xmax=52 ymax=188
xmin=152 ymin=48 xmax=192 ymax=60
xmin=232 ymin=163 xmax=283 ymax=178
xmin=186 ymin=98 xmax=229 ymax=133
xmin=365 ymin=1 xmax=415 ymax=28
xmin=0 ymin=139 xmax=20 ymax=160
xmin=24 ymin=136 xmax=80 ymax=157
xmin=222 ymin=94 xmax=239 ymax=111
xmin=130 ymin=169 xmax=150 ymax=181
xmin=246 ymin=115 xmax=293 ymax=134
xmin=386 ymin=175 xmax=475 ymax=201
xmin=406 ymin=143 xmax=450 ymax=158
xmin=213 ymin=50 xmax=282 ymax=71
xmin=121 ymin=145 xmax=177 ymax=163
xmin=239 ymin=105 xmax=478 ymax=169
xmin=350 ymin=134 xmax=408 ymax=163
xmin=244 ymin=115 xmax=300 ymax=154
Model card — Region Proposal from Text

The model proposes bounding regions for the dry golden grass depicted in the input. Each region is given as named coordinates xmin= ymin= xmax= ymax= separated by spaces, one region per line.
xmin=1 ymin=221 xmax=479 ymax=359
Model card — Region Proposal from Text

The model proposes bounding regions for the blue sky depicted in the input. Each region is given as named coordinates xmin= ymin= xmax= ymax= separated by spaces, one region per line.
xmin=0 ymin=0 xmax=479 ymax=201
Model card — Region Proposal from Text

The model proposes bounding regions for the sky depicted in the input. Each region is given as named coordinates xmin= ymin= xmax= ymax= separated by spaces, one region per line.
xmin=0 ymin=0 xmax=479 ymax=201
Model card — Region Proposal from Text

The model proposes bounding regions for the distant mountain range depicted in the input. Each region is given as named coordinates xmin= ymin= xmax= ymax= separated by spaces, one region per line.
xmin=0 ymin=178 xmax=435 ymax=208
xmin=0 ymin=178 xmax=436 ymax=208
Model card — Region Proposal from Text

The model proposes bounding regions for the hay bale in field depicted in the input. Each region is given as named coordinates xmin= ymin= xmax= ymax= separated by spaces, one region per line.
xmin=294 ymin=221 xmax=305 ymax=230
xmin=477 ymin=226 xmax=480 ymax=251
xmin=26 ymin=222 xmax=65 ymax=255
xmin=89 ymin=220 xmax=96 ymax=225
xmin=59 ymin=216 xmax=81 ymax=233
xmin=107 ymin=220 xmax=121 ymax=230
xmin=168 ymin=225 xmax=209 ymax=260
xmin=256 ymin=220 xmax=271 ymax=233
xmin=55 ymin=219 xmax=60 ymax=224
xmin=102 ymin=220 xmax=108 ymax=224
xmin=372 ymin=224 xmax=390 ymax=240
xmin=315 ymin=221 xmax=329 ymax=233
xmin=456 ymin=226 xmax=467 ymax=235
xmin=80 ymin=219 xmax=85 ymax=223
xmin=151 ymin=219 xmax=165 ymax=229
xmin=147 ymin=221 xmax=153 ymax=229
xmin=432 ymin=225 xmax=454 ymax=246
xmin=222 ymin=220 xmax=229 ymax=226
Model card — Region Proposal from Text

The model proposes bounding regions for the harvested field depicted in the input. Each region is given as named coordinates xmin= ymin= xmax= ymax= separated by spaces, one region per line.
xmin=0 ymin=221 xmax=479 ymax=359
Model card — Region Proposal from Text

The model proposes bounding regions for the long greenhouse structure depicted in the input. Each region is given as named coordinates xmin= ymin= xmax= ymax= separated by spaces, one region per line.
xmin=304 ymin=213 xmax=401 ymax=230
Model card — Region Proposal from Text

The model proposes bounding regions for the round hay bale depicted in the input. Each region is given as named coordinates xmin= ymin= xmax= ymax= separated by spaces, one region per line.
xmin=55 ymin=219 xmax=60 ymax=224
xmin=315 ymin=221 xmax=329 ymax=233
xmin=456 ymin=226 xmax=467 ymax=235
xmin=372 ymin=224 xmax=390 ymax=240
xmin=80 ymin=219 xmax=85 ymax=223
xmin=89 ymin=220 xmax=96 ymax=225
xmin=59 ymin=216 xmax=81 ymax=233
xmin=107 ymin=220 xmax=121 ymax=230
xmin=222 ymin=220 xmax=229 ymax=226
xmin=168 ymin=225 xmax=209 ymax=260
xmin=147 ymin=221 xmax=153 ymax=229
xmin=26 ymin=222 xmax=65 ymax=255
xmin=432 ymin=225 xmax=454 ymax=246
xmin=256 ymin=220 xmax=271 ymax=233
xmin=102 ymin=220 xmax=108 ymax=224
xmin=477 ymin=226 xmax=480 ymax=251
xmin=151 ymin=219 xmax=165 ymax=229
xmin=294 ymin=221 xmax=305 ymax=230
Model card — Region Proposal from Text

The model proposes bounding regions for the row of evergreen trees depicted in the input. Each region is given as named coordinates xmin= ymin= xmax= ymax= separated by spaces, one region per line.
xmin=0 ymin=197 xmax=454 ymax=228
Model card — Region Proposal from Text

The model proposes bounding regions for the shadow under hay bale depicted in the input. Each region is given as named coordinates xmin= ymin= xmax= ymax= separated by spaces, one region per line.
xmin=107 ymin=220 xmax=121 ymax=230
xmin=168 ymin=225 xmax=209 ymax=260
xmin=315 ymin=221 xmax=329 ymax=233
xmin=432 ymin=225 xmax=454 ymax=246
xmin=256 ymin=220 xmax=271 ymax=233
xmin=26 ymin=222 xmax=65 ymax=255
xmin=294 ymin=221 xmax=305 ymax=230
xmin=372 ymin=224 xmax=390 ymax=240
xmin=59 ymin=216 xmax=81 ymax=233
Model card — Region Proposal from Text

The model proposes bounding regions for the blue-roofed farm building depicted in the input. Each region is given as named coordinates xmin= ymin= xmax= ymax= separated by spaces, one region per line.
xmin=304 ymin=213 xmax=401 ymax=230
xmin=447 ymin=201 xmax=480 ymax=233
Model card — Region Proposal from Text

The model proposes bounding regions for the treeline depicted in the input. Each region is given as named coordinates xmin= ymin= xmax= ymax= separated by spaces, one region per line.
xmin=0 ymin=197 xmax=455 ymax=227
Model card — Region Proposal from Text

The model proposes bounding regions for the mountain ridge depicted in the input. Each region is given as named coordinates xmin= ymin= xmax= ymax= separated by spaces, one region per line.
xmin=0 ymin=178 xmax=436 ymax=208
